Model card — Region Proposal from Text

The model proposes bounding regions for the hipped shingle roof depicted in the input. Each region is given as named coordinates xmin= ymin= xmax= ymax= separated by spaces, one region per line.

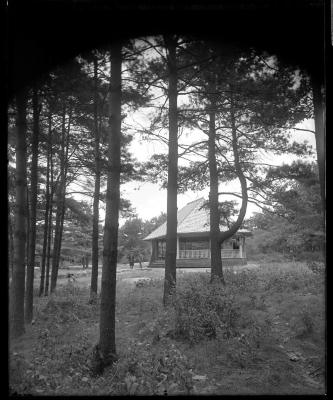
xmin=143 ymin=198 xmax=251 ymax=240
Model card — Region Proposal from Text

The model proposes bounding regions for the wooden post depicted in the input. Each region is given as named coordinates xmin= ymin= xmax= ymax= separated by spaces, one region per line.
xmin=150 ymin=240 xmax=156 ymax=263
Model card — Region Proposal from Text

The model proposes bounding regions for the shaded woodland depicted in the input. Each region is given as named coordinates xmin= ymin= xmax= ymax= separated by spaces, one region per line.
xmin=8 ymin=0 xmax=325 ymax=395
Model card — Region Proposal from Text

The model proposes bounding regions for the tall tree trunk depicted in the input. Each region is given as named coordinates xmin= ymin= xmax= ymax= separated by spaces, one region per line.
xmin=11 ymin=88 xmax=28 ymax=338
xmin=90 ymin=53 xmax=101 ymax=303
xmin=208 ymin=106 xmax=224 ymax=283
xmin=311 ymin=78 xmax=325 ymax=225
xmin=26 ymin=187 xmax=30 ymax=270
xmin=44 ymin=219 xmax=53 ymax=295
xmin=25 ymin=86 xmax=40 ymax=323
xmin=39 ymin=113 xmax=52 ymax=296
xmin=9 ymin=215 xmax=14 ymax=279
xmin=163 ymin=35 xmax=178 ymax=305
xmin=51 ymin=184 xmax=65 ymax=294
xmin=97 ymin=42 xmax=122 ymax=372
xmin=50 ymin=105 xmax=65 ymax=293
xmin=219 ymin=94 xmax=248 ymax=242
xmin=50 ymin=104 xmax=70 ymax=293
xmin=311 ymin=73 xmax=325 ymax=262
xmin=44 ymin=137 xmax=54 ymax=296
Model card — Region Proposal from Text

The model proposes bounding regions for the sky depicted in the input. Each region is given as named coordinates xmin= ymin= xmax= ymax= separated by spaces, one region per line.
xmin=67 ymin=111 xmax=316 ymax=228
xmin=117 ymin=118 xmax=317 ymax=225
xmin=115 ymin=44 xmax=318 ymax=225
xmin=69 ymin=40 xmax=318 ymax=227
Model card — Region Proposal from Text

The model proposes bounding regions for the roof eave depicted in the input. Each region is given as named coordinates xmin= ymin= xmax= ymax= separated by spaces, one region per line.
xmin=143 ymin=230 xmax=252 ymax=241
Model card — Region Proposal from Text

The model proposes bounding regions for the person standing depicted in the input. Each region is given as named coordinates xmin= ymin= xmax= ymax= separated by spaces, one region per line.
xmin=128 ymin=253 xmax=134 ymax=269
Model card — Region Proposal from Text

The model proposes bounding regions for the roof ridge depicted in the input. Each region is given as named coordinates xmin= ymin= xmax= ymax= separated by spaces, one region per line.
xmin=185 ymin=197 xmax=205 ymax=205
xmin=143 ymin=197 xmax=207 ymax=241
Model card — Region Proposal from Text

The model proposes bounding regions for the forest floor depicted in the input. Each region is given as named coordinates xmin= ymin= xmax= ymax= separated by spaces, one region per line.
xmin=9 ymin=261 xmax=326 ymax=395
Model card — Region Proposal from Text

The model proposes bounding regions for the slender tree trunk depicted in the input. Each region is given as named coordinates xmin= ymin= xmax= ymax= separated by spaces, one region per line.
xmin=311 ymin=75 xmax=326 ymax=262
xmin=51 ymin=197 xmax=66 ymax=292
xmin=26 ymin=187 xmax=30 ymax=270
xmin=39 ymin=113 xmax=52 ymax=296
xmin=208 ymin=106 xmax=224 ymax=283
xmin=312 ymin=78 xmax=325 ymax=225
xmin=11 ymin=88 xmax=28 ymax=338
xmin=90 ymin=53 xmax=101 ymax=303
xmin=51 ymin=181 xmax=64 ymax=293
xmin=50 ymin=104 xmax=71 ymax=293
xmin=44 ymin=138 xmax=54 ymax=296
xmin=39 ymin=170 xmax=49 ymax=296
xmin=9 ymin=215 xmax=14 ymax=279
xmin=44 ymin=221 xmax=53 ymax=296
xmin=25 ymin=86 xmax=40 ymax=323
xmin=219 ymin=94 xmax=248 ymax=242
xmin=97 ymin=42 xmax=122 ymax=372
xmin=163 ymin=35 xmax=178 ymax=305
xmin=56 ymin=106 xmax=72 ymax=277
xmin=58 ymin=193 xmax=66 ymax=261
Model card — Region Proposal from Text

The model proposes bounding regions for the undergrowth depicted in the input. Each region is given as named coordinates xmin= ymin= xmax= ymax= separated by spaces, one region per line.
xmin=172 ymin=275 xmax=239 ymax=343
xmin=10 ymin=262 xmax=325 ymax=395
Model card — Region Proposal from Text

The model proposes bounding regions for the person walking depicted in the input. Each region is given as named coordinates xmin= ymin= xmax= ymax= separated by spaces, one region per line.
xmin=128 ymin=253 xmax=134 ymax=269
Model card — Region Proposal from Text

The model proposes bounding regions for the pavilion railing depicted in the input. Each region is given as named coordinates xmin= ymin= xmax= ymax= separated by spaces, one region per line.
xmin=178 ymin=249 xmax=242 ymax=259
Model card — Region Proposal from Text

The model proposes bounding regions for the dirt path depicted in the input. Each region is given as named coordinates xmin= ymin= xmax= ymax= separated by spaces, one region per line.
xmin=36 ymin=263 xmax=261 ymax=291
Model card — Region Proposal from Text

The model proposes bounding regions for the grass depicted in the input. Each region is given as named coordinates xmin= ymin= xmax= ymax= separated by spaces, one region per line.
xmin=9 ymin=261 xmax=326 ymax=395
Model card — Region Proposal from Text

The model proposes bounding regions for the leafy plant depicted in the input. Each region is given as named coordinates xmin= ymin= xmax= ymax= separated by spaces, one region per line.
xmin=100 ymin=342 xmax=194 ymax=395
xmin=172 ymin=275 xmax=239 ymax=344
xmin=306 ymin=261 xmax=325 ymax=275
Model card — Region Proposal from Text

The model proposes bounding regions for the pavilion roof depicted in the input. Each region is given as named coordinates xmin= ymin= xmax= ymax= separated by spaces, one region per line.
xmin=143 ymin=197 xmax=251 ymax=240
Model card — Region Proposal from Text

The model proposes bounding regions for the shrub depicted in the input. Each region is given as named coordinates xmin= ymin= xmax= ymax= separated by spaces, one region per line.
xmin=306 ymin=261 xmax=325 ymax=275
xmin=223 ymin=268 xmax=260 ymax=292
xmin=290 ymin=306 xmax=320 ymax=341
xmin=100 ymin=343 xmax=194 ymax=395
xmin=9 ymin=354 xmax=33 ymax=395
xmin=259 ymin=262 xmax=324 ymax=295
xmin=135 ymin=278 xmax=162 ymax=288
xmin=172 ymin=275 xmax=239 ymax=344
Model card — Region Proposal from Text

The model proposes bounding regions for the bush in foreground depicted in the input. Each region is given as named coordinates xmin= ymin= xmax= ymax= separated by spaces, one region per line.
xmin=172 ymin=275 xmax=240 ymax=344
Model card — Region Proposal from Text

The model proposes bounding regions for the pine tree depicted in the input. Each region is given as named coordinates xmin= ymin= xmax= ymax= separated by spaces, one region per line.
xmin=10 ymin=88 xmax=28 ymax=337
xmin=163 ymin=35 xmax=179 ymax=305
xmin=90 ymin=52 xmax=101 ymax=302
xmin=97 ymin=42 xmax=122 ymax=373
xmin=25 ymin=84 xmax=40 ymax=322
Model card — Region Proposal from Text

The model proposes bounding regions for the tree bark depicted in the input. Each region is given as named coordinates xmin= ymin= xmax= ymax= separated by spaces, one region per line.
xmin=90 ymin=53 xmax=101 ymax=302
xmin=25 ymin=86 xmax=40 ymax=323
xmin=50 ymin=105 xmax=66 ymax=293
xmin=50 ymin=104 xmax=71 ymax=293
xmin=311 ymin=78 xmax=325 ymax=225
xmin=26 ymin=186 xmax=30 ymax=271
xmin=311 ymin=74 xmax=325 ymax=262
xmin=11 ymin=88 xmax=28 ymax=338
xmin=39 ymin=112 xmax=52 ymax=296
xmin=219 ymin=94 xmax=248 ymax=242
xmin=163 ymin=35 xmax=178 ymax=305
xmin=97 ymin=42 xmax=122 ymax=372
xmin=44 ymin=135 xmax=54 ymax=296
xmin=9 ymin=215 xmax=14 ymax=279
xmin=208 ymin=106 xmax=224 ymax=282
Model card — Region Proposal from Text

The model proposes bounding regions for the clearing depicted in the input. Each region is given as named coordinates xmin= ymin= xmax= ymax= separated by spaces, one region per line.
xmin=9 ymin=261 xmax=326 ymax=395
